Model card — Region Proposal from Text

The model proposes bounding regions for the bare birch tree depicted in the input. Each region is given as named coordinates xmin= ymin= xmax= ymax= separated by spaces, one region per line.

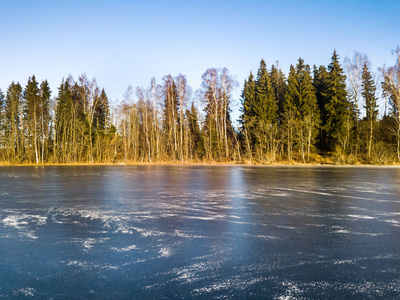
xmin=381 ymin=47 xmax=400 ymax=161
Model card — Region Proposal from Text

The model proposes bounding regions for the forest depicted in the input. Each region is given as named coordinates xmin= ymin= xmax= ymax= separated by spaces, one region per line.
xmin=1 ymin=49 xmax=399 ymax=165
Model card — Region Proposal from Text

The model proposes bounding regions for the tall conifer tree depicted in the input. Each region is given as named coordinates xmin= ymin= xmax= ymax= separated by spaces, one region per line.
xmin=239 ymin=72 xmax=256 ymax=160
xmin=24 ymin=75 xmax=41 ymax=163
xmin=0 ymin=89 xmax=4 ymax=148
xmin=325 ymin=50 xmax=349 ymax=152
xmin=5 ymin=82 xmax=23 ymax=161
xmin=255 ymin=59 xmax=278 ymax=125
xmin=270 ymin=64 xmax=286 ymax=121
xmin=94 ymin=88 xmax=110 ymax=132
xmin=254 ymin=59 xmax=278 ymax=160
xmin=186 ymin=102 xmax=202 ymax=158
xmin=313 ymin=65 xmax=330 ymax=150
xmin=361 ymin=62 xmax=378 ymax=158
xmin=285 ymin=58 xmax=320 ymax=161
xmin=239 ymin=72 xmax=256 ymax=127
xmin=39 ymin=80 xmax=51 ymax=163
xmin=163 ymin=75 xmax=179 ymax=159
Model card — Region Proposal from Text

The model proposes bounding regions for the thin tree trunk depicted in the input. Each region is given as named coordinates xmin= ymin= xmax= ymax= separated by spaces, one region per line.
xmin=34 ymin=106 xmax=39 ymax=164
xmin=368 ymin=120 xmax=373 ymax=158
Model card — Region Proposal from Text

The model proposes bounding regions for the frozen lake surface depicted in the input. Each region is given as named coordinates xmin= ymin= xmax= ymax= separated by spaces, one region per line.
xmin=0 ymin=165 xmax=400 ymax=299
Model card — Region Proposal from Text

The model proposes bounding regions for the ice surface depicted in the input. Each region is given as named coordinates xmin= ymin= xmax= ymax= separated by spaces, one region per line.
xmin=0 ymin=165 xmax=399 ymax=298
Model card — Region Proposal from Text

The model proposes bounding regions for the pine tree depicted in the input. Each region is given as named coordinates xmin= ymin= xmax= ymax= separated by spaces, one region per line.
xmin=361 ymin=62 xmax=378 ymax=158
xmin=325 ymin=50 xmax=350 ymax=152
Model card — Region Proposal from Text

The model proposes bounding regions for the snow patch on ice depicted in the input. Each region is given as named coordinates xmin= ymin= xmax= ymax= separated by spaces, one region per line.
xmin=129 ymin=226 xmax=166 ymax=237
xmin=332 ymin=229 xmax=351 ymax=234
xmin=270 ymin=192 xmax=290 ymax=197
xmin=1 ymin=214 xmax=46 ymax=228
xmin=0 ymin=213 xmax=48 ymax=239
xmin=334 ymin=259 xmax=356 ymax=265
xmin=72 ymin=237 xmax=109 ymax=251
xmin=2 ymin=215 xmax=29 ymax=228
xmin=275 ymin=187 xmax=333 ymax=196
xmin=348 ymin=214 xmax=376 ymax=220
xmin=275 ymin=225 xmax=296 ymax=230
xmin=158 ymin=247 xmax=173 ymax=258
xmin=13 ymin=288 xmax=36 ymax=297
xmin=171 ymin=230 xmax=207 ymax=239
xmin=66 ymin=260 xmax=119 ymax=270
xmin=184 ymin=214 xmax=226 ymax=221
xmin=112 ymin=245 xmax=137 ymax=252
xmin=192 ymin=277 xmax=266 ymax=295
xmin=83 ymin=238 xmax=96 ymax=250
xmin=331 ymin=229 xmax=381 ymax=236
xmin=384 ymin=219 xmax=400 ymax=225
xmin=274 ymin=280 xmax=303 ymax=300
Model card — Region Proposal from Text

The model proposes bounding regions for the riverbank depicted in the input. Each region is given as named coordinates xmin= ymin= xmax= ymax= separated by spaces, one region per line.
xmin=0 ymin=161 xmax=399 ymax=167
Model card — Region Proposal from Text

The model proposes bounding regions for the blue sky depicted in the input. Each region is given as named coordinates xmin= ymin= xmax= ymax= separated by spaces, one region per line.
xmin=0 ymin=0 xmax=399 ymax=119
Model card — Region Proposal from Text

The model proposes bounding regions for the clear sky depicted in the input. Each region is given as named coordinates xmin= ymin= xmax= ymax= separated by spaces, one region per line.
xmin=1 ymin=0 xmax=399 ymax=120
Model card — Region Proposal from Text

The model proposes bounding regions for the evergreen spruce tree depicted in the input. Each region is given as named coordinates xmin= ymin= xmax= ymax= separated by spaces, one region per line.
xmin=313 ymin=66 xmax=329 ymax=123
xmin=239 ymin=72 xmax=256 ymax=159
xmin=0 ymin=89 xmax=4 ymax=149
xmin=94 ymin=88 xmax=110 ymax=132
xmin=325 ymin=50 xmax=349 ymax=152
xmin=39 ymin=80 xmax=51 ymax=163
xmin=255 ymin=59 xmax=278 ymax=125
xmin=270 ymin=64 xmax=286 ymax=121
xmin=283 ymin=65 xmax=297 ymax=161
xmin=239 ymin=72 xmax=256 ymax=128
xmin=5 ymin=82 xmax=23 ymax=161
xmin=313 ymin=65 xmax=330 ymax=151
xmin=24 ymin=75 xmax=41 ymax=163
xmin=254 ymin=59 xmax=278 ymax=161
xmin=285 ymin=59 xmax=320 ymax=161
xmin=269 ymin=63 xmax=286 ymax=161
xmin=55 ymin=79 xmax=74 ymax=162
xmin=162 ymin=75 xmax=179 ymax=159
xmin=92 ymin=88 xmax=110 ymax=162
xmin=202 ymin=84 xmax=216 ymax=160
xmin=361 ymin=62 xmax=378 ymax=158
xmin=186 ymin=102 xmax=202 ymax=158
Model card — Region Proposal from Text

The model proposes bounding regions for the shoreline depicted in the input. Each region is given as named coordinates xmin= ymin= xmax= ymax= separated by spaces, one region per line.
xmin=0 ymin=161 xmax=399 ymax=167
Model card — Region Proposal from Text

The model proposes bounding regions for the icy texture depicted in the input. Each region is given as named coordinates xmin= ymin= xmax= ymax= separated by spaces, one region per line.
xmin=0 ymin=165 xmax=399 ymax=298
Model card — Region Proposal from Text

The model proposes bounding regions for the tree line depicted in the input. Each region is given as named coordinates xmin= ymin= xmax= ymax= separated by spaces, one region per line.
xmin=0 ymin=48 xmax=399 ymax=164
